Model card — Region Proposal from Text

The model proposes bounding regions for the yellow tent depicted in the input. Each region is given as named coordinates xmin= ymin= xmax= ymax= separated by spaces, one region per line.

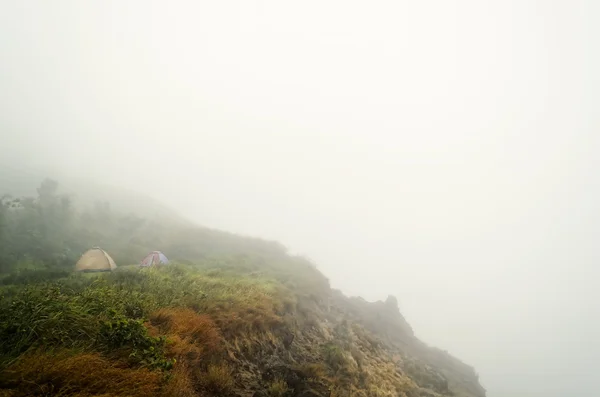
xmin=75 ymin=247 xmax=117 ymax=272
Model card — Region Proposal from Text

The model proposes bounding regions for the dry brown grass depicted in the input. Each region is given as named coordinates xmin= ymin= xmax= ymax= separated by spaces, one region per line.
xmin=209 ymin=299 xmax=285 ymax=341
xmin=160 ymin=361 xmax=197 ymax=397
xmin=0 ymin=350 xmax=162 ymax=397
xmin=165 ymin=334 xmax=204 ymax=363
xmin=150 ymin=308 xmax=222 ymax=357
xmin=199 ymin=363 xmax=234 ymax=394
xmin=297 ymin=362 xmax=328 ymax=380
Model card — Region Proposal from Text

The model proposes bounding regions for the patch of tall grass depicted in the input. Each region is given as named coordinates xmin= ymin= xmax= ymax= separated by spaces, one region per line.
xmin=0 ymin=262 xmax=291 ymax=367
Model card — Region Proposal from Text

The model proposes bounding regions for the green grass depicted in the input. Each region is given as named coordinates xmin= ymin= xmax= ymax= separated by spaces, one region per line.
xmin=0 ymin=263 xmax=287 ymax=360
xmin=0 ymin=258 xmax=467 ymax=397
xmin=0 ymin=261 xmax=298 ymax=396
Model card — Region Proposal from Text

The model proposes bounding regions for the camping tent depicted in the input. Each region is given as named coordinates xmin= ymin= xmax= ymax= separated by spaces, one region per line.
xmin=139 ymin=251 xmax=169 ymax=267
xmin=75 ymin=247 xmax=117 ymax=272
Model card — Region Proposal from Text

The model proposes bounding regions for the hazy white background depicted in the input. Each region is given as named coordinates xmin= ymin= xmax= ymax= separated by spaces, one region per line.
xmin=1 ymin=1 xmax=599 ymax=396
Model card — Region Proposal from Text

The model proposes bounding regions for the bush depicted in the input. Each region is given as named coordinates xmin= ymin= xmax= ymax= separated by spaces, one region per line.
xmin=99 ymin=315 xmax=173 ymax=369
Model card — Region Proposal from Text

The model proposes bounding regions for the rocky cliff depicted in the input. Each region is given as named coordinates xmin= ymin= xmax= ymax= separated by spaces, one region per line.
xmin=225 ymin=279 xmax=486 ymax=397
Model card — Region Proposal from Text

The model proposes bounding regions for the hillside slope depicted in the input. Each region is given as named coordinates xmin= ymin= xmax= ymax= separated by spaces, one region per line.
xmin=0 ymin=178 xmax=485 ymax=397
xmin=0 ymin=265 xmax=485 ymax=397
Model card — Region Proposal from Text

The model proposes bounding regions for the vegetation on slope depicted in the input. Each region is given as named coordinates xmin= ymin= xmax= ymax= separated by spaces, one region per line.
xmin=0 ymin=179 xmax=485 ymax=397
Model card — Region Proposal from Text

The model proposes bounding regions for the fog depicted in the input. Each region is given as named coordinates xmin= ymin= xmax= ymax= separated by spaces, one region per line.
xmin=1 ymin=1 xmax=598 ymax=396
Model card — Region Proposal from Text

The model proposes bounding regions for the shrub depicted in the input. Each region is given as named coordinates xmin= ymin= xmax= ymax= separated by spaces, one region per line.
xmin=99 ymin=315 xmax=173 ymax=369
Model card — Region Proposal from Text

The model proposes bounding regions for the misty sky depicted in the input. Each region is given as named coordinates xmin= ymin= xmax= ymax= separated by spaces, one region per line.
xmin=1 ymin=1 xmax=599 ymax=396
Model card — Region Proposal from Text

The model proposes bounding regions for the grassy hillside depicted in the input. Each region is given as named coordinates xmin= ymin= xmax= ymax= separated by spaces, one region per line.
xmin=0 ymin=179 xmax=485 ymax=397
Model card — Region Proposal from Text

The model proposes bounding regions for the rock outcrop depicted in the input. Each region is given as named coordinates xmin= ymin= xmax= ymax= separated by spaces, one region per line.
xmin=226 ymin=286 xmax=486 ymax=397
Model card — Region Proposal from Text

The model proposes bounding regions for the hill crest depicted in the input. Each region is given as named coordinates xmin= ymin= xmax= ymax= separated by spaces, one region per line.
xmin=0 ymin=176 xmax=485 ymax=396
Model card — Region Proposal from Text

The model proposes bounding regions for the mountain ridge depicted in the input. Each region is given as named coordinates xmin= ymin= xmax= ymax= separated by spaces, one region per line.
xmin=0 ymin=173 xmax=485 ymax=396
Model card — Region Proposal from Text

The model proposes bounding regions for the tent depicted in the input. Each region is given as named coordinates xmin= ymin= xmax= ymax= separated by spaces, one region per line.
xmin=75 ymin=247 xmax=117 ymax=272
xmin=139 ymin=251 xmax=169 ymax=267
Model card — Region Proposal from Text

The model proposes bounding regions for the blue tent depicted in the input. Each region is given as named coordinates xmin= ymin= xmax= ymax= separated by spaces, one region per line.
xmin=139 ymin=251 xmax=169 ymax=267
